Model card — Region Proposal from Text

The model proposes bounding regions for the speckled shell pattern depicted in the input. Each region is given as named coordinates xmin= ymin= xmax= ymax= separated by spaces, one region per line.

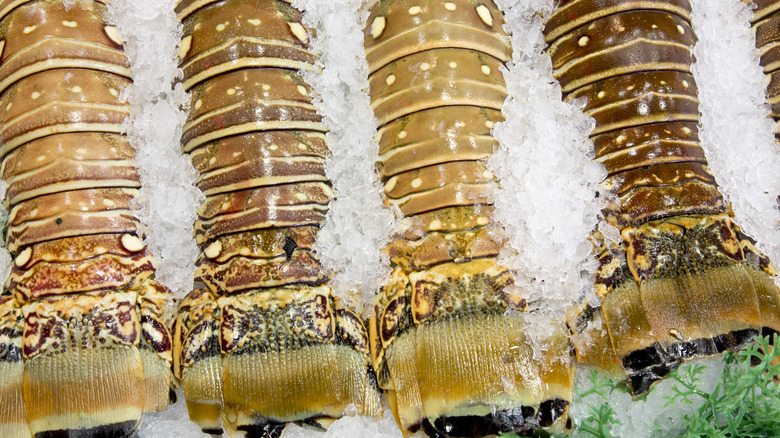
xmin=0 ymin=0 xmax=174 ymax=437
xmin=747 ymin=0 xmax=780 ymax=138
xmin=365 ymin=1 xmax=574 ymax=437
xmin=170 ymin=0 xmax=381 ymax=435
xmin=545 ymin=0 xmax=780 ymax=395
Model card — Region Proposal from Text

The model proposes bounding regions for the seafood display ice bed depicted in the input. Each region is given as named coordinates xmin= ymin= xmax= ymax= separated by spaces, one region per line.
xmin=0 ymin=0 xmax=779 ymax=437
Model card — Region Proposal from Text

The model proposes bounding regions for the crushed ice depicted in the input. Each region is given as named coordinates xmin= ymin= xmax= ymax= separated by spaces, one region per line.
xmin=295 ymin=0 xmax=398 ymax=311
xmin=489 ymin=0 xmax=606 ymax=315
xmin=690 ymin=0 xmax=780 ymax=266
xmin=106 ymin=0 xmax=202 ymax=298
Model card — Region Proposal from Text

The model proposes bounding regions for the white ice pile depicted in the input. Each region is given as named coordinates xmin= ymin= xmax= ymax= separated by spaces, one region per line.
xmin=690 ymin=0 xmax=780 ymax=264
xmin=489 ymin=0 xmax=607 ymax=313
xmin=294 ymin=0 xmax=398 ymax=309
xmin=106 ymin=0 xmax=202 ymax=298
xmin=283 ymin=409 xmax=404 ymax=438
xmin=139 ymin=390 xmax=218 ymax=438
xmin=0 ymin=180 xmax=12 ymax=283
xmin=569 ymin=358 xmax=725 ymax=438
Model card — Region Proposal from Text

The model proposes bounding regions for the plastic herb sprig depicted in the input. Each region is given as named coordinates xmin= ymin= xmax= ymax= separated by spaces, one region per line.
xmin=667 ymin=334 xmax=780 ymax=437
xmin=548 ymin=369 xmax=620 ymax=438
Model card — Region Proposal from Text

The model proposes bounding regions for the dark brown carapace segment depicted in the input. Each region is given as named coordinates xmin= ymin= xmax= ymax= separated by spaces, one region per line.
xmin=170 ymin=0 xmax=382 ymax=436
xmin=0 ymin=0 xmax=174 ymax=437
xmin=365 ymin=1 xmax=574 ymax=437
xmin=545 ymin=0 xmax=780 ymax=394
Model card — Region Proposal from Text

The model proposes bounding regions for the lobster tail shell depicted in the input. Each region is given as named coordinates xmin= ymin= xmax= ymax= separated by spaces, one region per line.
xmin=0 ymin=0 xmax=174 ymax=435
xmin=365 ymin=1 xmax=575 ymax=435
xmin=171 ymin=0 xmax=382 ymax=434
xmin=545 ymin=0 xmax=780 ymax=394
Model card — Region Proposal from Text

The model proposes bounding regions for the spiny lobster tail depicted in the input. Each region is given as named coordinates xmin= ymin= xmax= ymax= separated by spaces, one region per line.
xmin=545 ymin=0 xmax=780 ymax=394
xmin=365 ymin=1 xmax=575 ymax=436
xmin=171 ymin=0 xmax=382 ymax=435
xmin=747 ymin=0 xmax=780 ymax=140
xmin=0 ymin=0 xmax=174 ymax=436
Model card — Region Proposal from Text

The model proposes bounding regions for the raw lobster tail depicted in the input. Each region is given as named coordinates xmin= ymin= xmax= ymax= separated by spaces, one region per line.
xmin=545 ymin=0 xmax=780 ymax=394
xmin=170 ymin=0 xmax=382 ymax=435
xmin=747 ymin=0 xmax=780 ymax=138
xmin=0 ymin=0 xmax=174 ymax=436
xmin=365 ymin=1 xmax=574 ymax=436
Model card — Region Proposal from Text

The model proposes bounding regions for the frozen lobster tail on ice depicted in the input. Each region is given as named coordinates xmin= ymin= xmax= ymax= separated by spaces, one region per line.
xmin=0 ymin=0 xmax=175 ymax=436
xmin=544 ymin=0 xmax=780 ymax=394
xmin=170 ymin=0 xmax=382 ymax=436
xmin=364 ymin=1 xmax=575 ymax=436
xmin=746 ymin=0 xmax=780 ymax=138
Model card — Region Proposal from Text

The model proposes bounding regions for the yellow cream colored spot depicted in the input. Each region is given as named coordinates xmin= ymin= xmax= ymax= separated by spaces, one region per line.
xmin=23 ymin=26 xmax=36 ymax=34
xmin=429 ymin=220 xmax=442 ymax=230
xmin=616 ymin=134 xmax=627 ymax=144
xmin=76 ymin=148 xmax=87 ymax=155
xmin=121 ymin=234 xmax=145 ymax=252
xmin=15 ymin=247 xmax=31 ymax=267
xmin=482 ymin=170 xmax=493 ymax=179
xmin=232 ymin=152 xmax=241 ymax=157
xmin=386 ymin=74 xmax=396 ymax=85
xmin=409 ymin=6 xmax=422 ymax=15
xmin=682 ymin=127 xmax=691 ymax=135
xmin=295 ymin=193 xmax=308 ymax=201
xmin=481 ymin=65 xmax=491 ymax=75
xmin=371 ymin=16 xmax=386 ymax=39
xmin=476 ymin=4 xmax=493 ymax=26
xmin=104 ymin=26 xmax=124 ymax=45
xmin=476 ymin=216 xmax=489 ymax=225
xmin=209 ymin=157 xmax=217 ymax=165
xmin=298 ymin=143 xmax=307 ymax=150
xmin=651 ymin=24 xmax=658 ymax=29
xmin=216 ymin=23 xmax=226 ymax=31
xmin=195 ymin=99 xmax=203 ymax=110
xmin=227 ymin=88 xmax=236 ymax=95
xmin=36 ymin=155 xmax=46 ymax=162
xmin=103 ymin=199 xmax=116 ymax=207
xmin=578 ymin=36 xmax=589 ymax=47
xmin=109 ymin=88 xmax=119 ymax=97
xmin=262 ymin=84 xmax=271 ymax=91
xmin=297 ymin=85 xmax=308 ymax=96
xmin=677 ymin=25 xmax=685 ymax=34
xmin=597 ymin=91 xmax=606 ymax=98
xmin=62 ymin=20 xmax=77 ymax=28
xmin=398 ymin=130 xmax=407 ymax=139
xmin=626 ymin=85 xmax=635 ymax=91
xmin=269 ymin=144 xmax=279 ymax=151
xmin=385 ymin=176 xmax=398 ymax=192
xmin=449 ymin=61 xmax=457 ymax=68
xmin=485 ymin=121 xmax=494 ymax=129
xmin=288 ymin=22 xmax=308 ymax=43
xmin=69 ymin=86 xmax=82 ymax=93
xmin=411 ymin=178 xmax=422 ymax=188
xmin=28 ymin=208 xmax=38 ymax=217
xmin=248 ymin=19 xmax=261 ymax=26
xmin=179 ymin=35 xmax=192 ymax=59
xmin=444 ymin=2 xmax=456 ymax=10
xmin=682 ymin=80 xmax=689 ymax=88
xmin=0 ymin=40 xmax=4 ymax=58
xmin=420 ymin=62 xmax=430 ymax=71
xmin=31 ymin=91 xmax=41 ymax=100
xmin=5 ymin=103 xmax=10 ymax=111
xmin=204 ymin=241 xmax=222 ymax=259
